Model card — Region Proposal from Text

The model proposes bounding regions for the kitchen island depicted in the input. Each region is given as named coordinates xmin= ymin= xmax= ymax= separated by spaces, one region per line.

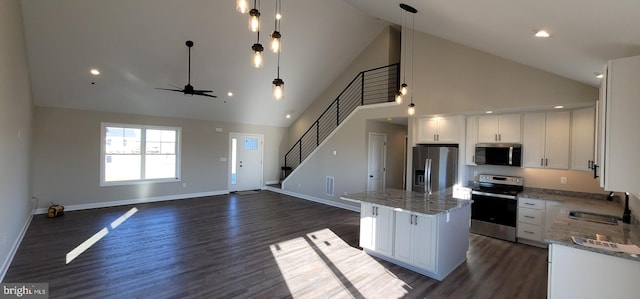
xmin=341 ymin=189 xmax=472 ymax=281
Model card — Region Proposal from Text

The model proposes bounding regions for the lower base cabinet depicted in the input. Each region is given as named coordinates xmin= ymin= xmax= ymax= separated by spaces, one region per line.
xmin=359 ymin=204 xmax=471 ymax=281
xmin=548 ymin=244 xmax=640 ymax=298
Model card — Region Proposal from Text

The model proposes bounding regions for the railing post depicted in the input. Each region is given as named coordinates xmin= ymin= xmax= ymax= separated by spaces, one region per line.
xmin=396 ymin=63 xmax=401 ymax=102
xmin=360 ymin=72 xmax=365 ymax=105
xmin=316 ymin=121 xmax=320 ymax=146
xmin=298 ymin=140 xmax=302 ymax=164
xmin=336 ymin=98 xmax=340 ymax=126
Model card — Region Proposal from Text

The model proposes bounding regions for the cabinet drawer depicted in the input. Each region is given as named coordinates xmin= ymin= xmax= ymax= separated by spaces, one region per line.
xmin=518 ymin=197 xmax=545 ymax=210
xmin=518 ymin=207 xmax=544 ymax=225
xmin=518 ymin=223 xmax=543 ymax=241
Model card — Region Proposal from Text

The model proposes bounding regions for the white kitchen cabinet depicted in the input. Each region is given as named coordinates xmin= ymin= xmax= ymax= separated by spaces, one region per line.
xmin=359 ymin=202 xmax=394 ymax=257
xmin=416 ymin=116 xmax=463 ymax=143
xmin=394 ymin=211 xmax=436 ymax=272
xmin=517 ymin=197 xmax=545 ymax=243
xmin=596 ymin=55 xmax=640 ymax=192
xmin=548 ymin=244 xmax=640 ymax=298
xmin=522 ymin=111 xmax=570 ymax=169
xmin=571 ymin=106 xmax=596 ymax=172
xmin=477 ymin=114 xmax=521 ymax=143
xmin=465 ymin=116 xmax=478 ymax=165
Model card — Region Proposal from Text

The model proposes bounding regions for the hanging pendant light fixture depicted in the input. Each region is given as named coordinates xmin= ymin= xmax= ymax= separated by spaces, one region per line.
xmin=236 ymin=0 xmax=249 ymax=13
xmin=400 ymin=3 xmax=418 ymax=115
xmin=249 ymin=0 xmax=261 ymax=32
xmin=397 ymin=4 xmax=416 ymax=104
xmin=270 ymin=0 xmax=282 ymax=53
xmin=272 ymin=0 xmax=284 ymax=99
xmin=251 ymin=38 xmax=264 ymax=68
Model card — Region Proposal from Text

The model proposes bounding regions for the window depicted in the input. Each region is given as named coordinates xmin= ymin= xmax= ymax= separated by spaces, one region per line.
xmin=101 ymin=123 xmax=180 ymax=185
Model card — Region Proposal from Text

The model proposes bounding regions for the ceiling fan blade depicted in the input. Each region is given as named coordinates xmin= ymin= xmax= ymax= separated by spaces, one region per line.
xmin=193 ymin=92 xmax=217 ymax=98
xmin=192 ymin=89 xmax=213 ymax=93
xmin=156 ymin=87 xmax=184 ymax=92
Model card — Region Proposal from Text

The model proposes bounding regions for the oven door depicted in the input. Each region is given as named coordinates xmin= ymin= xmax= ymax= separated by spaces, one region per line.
xmin=470 ymin=192 xmax=518 ymax=242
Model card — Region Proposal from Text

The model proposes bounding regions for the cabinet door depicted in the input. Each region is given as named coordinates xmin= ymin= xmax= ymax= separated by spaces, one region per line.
xmin=477 ymin=115 xmax=500 ymax=142
xmin=359 ymin=202 xmax=374 ymax=250
xmin=374 ymin=205 xmax=394 ymax=257
xmin=412 ymin=214 xmax=436 ymax=272
xmin=393 ymin=212 xmax=413 ymax=264
xmin=523 ymin=113 xmax=546 ymax=168
xmin=498 ymin=114 xmax=522 ymax=143
xmin=436 ymin=116 xmax=462 ymax=143
xmin=571 ymin=107 xmax=596 ymax=171
xmin=545 ymin=111 xmax=570 ymax=169
xmin=417 ymin=118 xmax=438 ymax=142
xmin=465 ymin=117 xmax=478 ymax=165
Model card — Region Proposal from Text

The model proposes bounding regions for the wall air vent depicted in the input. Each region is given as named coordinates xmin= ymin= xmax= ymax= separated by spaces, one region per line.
xmin=326 ymin=176 xmax=335 ymax=196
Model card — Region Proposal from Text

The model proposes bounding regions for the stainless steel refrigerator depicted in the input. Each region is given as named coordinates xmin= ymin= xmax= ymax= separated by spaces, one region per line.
xmin=412 ymin=145 xmax=458 ymax=194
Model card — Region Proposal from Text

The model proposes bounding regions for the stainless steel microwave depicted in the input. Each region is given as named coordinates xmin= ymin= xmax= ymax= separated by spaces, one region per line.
xmin=475 ymin=143 xmax=522 ymax=167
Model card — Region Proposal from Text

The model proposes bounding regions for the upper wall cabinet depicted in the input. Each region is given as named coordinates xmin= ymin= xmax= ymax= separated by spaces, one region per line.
xmin=416 ymin=116 xmax=463 ymax=144
xmin=522 ymin=111 xmax=570 ymax=169
xmin=477 ymin=114 xmax=522 ymax=143
xmin=571 ymin=106 xmax=596 ymax=172
xmin=597 ymin=55 xmax=640 ymax=192
xmin=465 ymin=116 xmax=478 ymax=165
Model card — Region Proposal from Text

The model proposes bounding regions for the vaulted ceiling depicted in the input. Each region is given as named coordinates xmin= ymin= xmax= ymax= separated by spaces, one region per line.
xmin=20 ymin=0 xmax=640 ymax=127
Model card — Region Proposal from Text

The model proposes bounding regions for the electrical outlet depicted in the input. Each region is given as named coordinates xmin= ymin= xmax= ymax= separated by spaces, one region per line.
xmin=560 ymin=177 xmax=567 ymax=184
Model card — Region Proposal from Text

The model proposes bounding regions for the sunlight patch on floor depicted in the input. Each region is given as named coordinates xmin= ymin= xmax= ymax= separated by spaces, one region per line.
xmin=269 ymin=228 xmax=410 ymax=298
xmin=66 ymin=207 xmax=138 ymax=264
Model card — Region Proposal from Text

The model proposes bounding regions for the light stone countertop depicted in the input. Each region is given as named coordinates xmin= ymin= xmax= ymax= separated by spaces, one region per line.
xmin=341 ymin=188 xmax=472 ymax=216
xmin=519 ymin=191 xmax=640 ymax=262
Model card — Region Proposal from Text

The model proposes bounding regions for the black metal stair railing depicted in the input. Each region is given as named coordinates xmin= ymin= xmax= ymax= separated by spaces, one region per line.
xmin=284 ymin=63 xmax=400 ymax=173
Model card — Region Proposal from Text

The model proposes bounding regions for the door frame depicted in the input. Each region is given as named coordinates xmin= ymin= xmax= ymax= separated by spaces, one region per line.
xmin=228 ymin=132 xmax=264 ymax=192
xmin=367 ymin=132 xmax=387 ymax=191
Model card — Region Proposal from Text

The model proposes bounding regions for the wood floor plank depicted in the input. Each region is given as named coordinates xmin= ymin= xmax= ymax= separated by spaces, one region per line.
xmin=3 ymin=191 xmax=547 ymax=298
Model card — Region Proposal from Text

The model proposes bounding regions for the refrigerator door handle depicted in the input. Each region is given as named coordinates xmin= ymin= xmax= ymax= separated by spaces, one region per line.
xmin=425 ymin=158 xmax=432 ymax=195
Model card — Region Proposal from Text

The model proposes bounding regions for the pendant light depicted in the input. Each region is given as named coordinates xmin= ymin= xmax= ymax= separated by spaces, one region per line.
xmin=401 ymin=3 xmax=417 ymax=115
xmin=251 ymin=37 xmax=264 ymax=68
xmin=397 ymin=4 xmax=415 ymax=104
xmin=249 ymin=0 xmax=260 ymax=32
xmin=270 ymin=0 xmax=282 ymax=53
xmin=236 ymin=0 xmax=249 ymax=13
xmin=272 ymin=0 xmax=284 ymax=99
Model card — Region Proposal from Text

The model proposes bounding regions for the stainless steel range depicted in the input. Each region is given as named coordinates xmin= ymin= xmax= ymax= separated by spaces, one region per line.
xmin=470 ymin=174 xmax=523 ymax=242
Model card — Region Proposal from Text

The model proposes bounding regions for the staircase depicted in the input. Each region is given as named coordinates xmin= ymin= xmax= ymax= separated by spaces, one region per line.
xmin=284 ymin=63 xmax=400 ymax=175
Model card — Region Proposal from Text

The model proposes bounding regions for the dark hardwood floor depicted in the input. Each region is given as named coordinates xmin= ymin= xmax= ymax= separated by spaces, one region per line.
xmin=4 ymin=191 xmax=548 ymax=298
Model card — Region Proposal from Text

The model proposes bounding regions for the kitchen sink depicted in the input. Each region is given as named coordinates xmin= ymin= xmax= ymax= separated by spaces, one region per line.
xmin=568 ymin=210 xmax=621 ymax=225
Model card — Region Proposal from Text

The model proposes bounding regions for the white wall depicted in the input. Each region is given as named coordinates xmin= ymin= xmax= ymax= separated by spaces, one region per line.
xmin=0 ymin=0 xmax=34 ymax=280
xmin=31 ymin=107 xmax=286 ymax=209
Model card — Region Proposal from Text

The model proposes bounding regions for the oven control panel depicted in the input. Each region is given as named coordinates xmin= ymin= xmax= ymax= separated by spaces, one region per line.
xmin=478 ymin=175 xmax=523 ymax=186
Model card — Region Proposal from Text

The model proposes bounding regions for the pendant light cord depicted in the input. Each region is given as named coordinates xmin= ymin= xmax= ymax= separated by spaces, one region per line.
xmin=410 ymin=12 xmax=415 ymax=104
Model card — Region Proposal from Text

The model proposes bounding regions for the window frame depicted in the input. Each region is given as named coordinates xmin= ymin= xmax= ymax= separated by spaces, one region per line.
xmin=100 ymin=122 xmax=182 ymax=186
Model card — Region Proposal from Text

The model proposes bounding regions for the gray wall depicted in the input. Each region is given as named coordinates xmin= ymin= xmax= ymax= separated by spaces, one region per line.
xmin=31 ymin=107 xmax=286 ymax=209
xmin=0 ymin=0 xmax=34 ymax=278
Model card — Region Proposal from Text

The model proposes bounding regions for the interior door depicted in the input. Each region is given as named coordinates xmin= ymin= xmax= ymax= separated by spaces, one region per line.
xmin=229 ymin=133 xmax=264 ymax=192
xmin=367 ymin=132 xmax=387 ymax=191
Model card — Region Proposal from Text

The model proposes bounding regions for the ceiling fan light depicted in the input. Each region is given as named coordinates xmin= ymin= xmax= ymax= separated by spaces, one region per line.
xmin=236 ymin=0 xmax=249 ymax=13
xmin=408 ymin=103 xmax=416 ymax=115
xmin=249 ymin=9 xmax=260 ymax=32
xmin=270 ymin=31 xmax=281 ymax=53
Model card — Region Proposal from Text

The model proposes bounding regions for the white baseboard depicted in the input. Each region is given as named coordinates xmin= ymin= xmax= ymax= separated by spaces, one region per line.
xmin=0 ymin=209 xmax=34 ymax=282
xmin=34 ymin=190 xmax=230 ymax=215
xmin=265 ymin=186 xmax=360 ymax=212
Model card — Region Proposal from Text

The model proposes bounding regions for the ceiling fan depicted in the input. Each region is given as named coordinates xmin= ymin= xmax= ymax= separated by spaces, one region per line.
xmin=157 ymin=40 xmax=217 ymax=98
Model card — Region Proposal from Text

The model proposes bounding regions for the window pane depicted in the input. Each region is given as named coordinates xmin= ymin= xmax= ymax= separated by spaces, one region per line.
xmin=244 ymin=137 xmax=258 ymax=150
xmin=145 ymin=155 xmax=176 ymax=179
xmin=105 ymin=155 xmax=141 ymax=181
xmin=106 ymin=127 xmax=141 ymax=154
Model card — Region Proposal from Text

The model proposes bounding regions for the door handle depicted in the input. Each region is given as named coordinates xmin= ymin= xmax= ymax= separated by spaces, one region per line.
xmin=369 ymin=175 xmax=374 ymax=178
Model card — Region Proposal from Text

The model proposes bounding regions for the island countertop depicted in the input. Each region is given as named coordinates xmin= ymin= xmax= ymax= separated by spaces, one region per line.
xmin=341 ymin=188 xmax=472 ymax=216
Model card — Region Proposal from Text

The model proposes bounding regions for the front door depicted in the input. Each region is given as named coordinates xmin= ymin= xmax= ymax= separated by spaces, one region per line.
xmin=367 ymin=132 xmax=387 ymax=191
xmin=229 ymin=133 xmax=264 ymax=192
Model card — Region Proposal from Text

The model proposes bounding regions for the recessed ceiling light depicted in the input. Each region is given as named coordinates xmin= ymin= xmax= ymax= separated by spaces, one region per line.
xmin=485 ymin=111 xmax=493 ymax=114
xmin=595 ymin=72 xmax=603 ymax=79
xmin=554 ymin=105 xmax=564 ymax=109
xmin=227 ymin=92 xmax=233 ymax=97
xmin=90 ymin=69 xmax=100 ymax=75
xmin=534 ymin=30 xmax=550 ymax=38
xmin=286 ymin=114 xmax=291 ymax=119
